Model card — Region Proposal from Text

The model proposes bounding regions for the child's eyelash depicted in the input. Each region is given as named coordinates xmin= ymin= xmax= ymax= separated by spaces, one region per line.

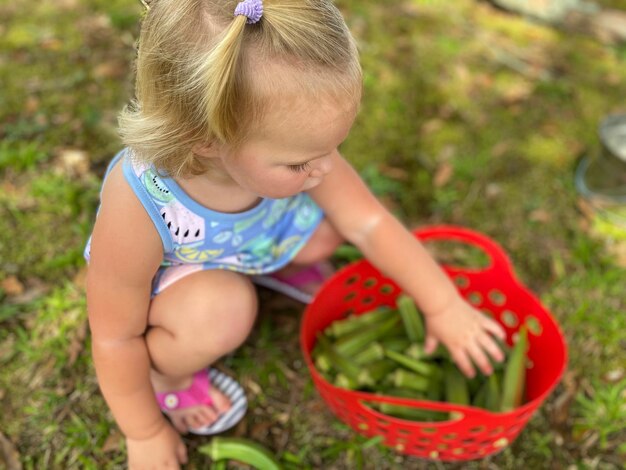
xmin=288 ymin=162 xmax=311 ymax=173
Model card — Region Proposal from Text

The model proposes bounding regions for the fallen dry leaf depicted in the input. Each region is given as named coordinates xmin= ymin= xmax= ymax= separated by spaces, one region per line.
xmin=72 ymin=267 xmax=88 ymax=291
xmin=102 ymin=431 xmax=123 ymax=453
xmin=0 ymin=431 xmax=21 ymax=470
xmin=530 ymin=208 xmax=551 ymax=223
xmin=379 ymin=164 xmax=409 ymax=181
xmin=68 ymin=320 xmax=88 ymax=367
xmin=604 ymin=369 xmax=625 ymax=383
xmin=501 ymin=80 xmax=534 ymax=104
xmin=434 ymin=161 xmax=454 ymax=188
xmin=7 ymin=279 xmax=49 ymax=305
xmin=1 ymin=276 xmax=24 ymax=296
xmin=549 ymin=370 xmax=578 ymax=426
xmin=93 ymin=61 xmax=127 ymax=80
xmin=57 ymin=149 xmax=90 ymax=177
xmin=421 ymin=118 xmax=444 ymax=135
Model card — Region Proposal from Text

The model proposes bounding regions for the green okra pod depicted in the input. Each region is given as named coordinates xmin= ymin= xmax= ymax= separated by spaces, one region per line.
xmin=384 ymin=349 xmax=434 ymax=376
xmin=444 ymin=363 xmax=470 ymax=406
xmin=352 ymin=342 xmax=385 ymax=365
xmin=500 ymin=326 xmax=528 ymax=412
xmin=378 ymin=403 xmax=449 ymax=422
xmin=381 ymin=337 xmax=412 ymax=352
xmin=357 ymin=359 xmax=397 ymax=387
xmin=396 ymin=294 xmax=425 ymax=342
xmin=485 ymin=371 xmax=501 ymax=412
xmin=314 ymin=352 xmax=332 ymax=373
xmin=472 ymin=380 xmax=488 ymax=409
xmin=388 ymin=369 xmax=430 ymax=392
xmin=335 ymin=373 xmax=359 ymax=390
xmin=378 ymin=388 xmax=426 ymax=399
xmin=200 ymin=437 xmax=282 ymax=470
xmin=326 ymin=307 xmax=395 ymax=337
xmin=334 ymin=315 xmax=401 ymax=357
xmin=315 ymin=333 xmax=360 ymax=382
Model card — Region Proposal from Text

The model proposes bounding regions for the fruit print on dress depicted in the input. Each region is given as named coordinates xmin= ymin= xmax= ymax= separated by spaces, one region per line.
xmin=263 ymin=199 xmax=289 ymax=229
xmin=143 ymin=168 xmax=175 ymax=204
xmin=160 ymin=200 xmax=205 ymax=246
xmin=293 ymin=197 xmax=320 ymax=231
xmin=272 ymin=235 xmax=303 ymax=258
xmin=233 ymin=208 xmax=268 ymax=233
xmin=174 ymin=242 xmax=224 ymax=263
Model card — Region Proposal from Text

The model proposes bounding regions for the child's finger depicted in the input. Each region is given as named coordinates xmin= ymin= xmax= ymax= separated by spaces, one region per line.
xmin=423 ymin=335 xmax=439 ymax=355
xmin=467 ymin=341 xmax=493 ymax=376
xmin=481 ymin=315 xmax=506 ymax=339
xmin=451 ymin=349 xmax=475 ymax=378
xmin=478 ymin=333 xmax=505 ymax=363
xmin=177 ymin=441 xmax=188 ymax=464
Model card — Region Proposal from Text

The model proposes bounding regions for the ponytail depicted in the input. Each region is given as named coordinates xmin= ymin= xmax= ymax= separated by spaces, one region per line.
xmin=195 ymin=15 xmax=248 ymax=143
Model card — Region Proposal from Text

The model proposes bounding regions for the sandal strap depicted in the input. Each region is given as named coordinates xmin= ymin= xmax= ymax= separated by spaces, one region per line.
xmin=270 ymin=263 xmax=327 ymax=288
xmin=156 ymin=370 xmax=214 ymax=411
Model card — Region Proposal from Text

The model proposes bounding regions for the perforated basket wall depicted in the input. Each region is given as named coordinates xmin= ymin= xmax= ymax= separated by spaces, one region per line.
xmin=300 ymin=226 xmax=567 ymax=461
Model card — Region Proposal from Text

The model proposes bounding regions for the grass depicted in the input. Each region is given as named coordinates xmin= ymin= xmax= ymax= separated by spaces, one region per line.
xmin=1 ymin=0 xmax=625 ymax=468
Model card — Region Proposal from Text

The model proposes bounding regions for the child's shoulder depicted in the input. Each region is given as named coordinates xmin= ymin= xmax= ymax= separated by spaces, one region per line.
xmin=94 ymin=154 xmax=161 ymax=249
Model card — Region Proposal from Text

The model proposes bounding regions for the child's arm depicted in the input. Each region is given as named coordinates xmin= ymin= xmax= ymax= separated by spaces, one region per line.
xmin=86 ymin=163 xmax=186 ymax=464
xmin=308 ymin=151 xmax=506 ymax=377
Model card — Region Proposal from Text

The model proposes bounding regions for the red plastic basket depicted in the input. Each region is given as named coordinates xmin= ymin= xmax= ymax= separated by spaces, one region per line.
xmin=300 ymin=225 xmax=567 ymax=461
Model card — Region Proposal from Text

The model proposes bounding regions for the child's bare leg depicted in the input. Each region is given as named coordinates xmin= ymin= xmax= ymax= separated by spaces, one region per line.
xmin=145 ymin=270 xmax=257 ymax=432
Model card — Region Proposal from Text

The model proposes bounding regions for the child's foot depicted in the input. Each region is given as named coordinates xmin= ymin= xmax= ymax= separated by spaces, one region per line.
xmin=152 ymin=368 xmax=246 ymax=435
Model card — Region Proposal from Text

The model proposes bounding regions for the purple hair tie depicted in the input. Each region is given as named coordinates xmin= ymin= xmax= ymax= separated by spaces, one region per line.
xmin=234 ymin=0 xmax=263 ymax=24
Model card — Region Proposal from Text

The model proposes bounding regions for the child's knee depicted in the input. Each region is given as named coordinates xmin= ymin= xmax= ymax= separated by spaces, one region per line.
xmin=190 ymin=273 xmax=257 ymax=349
xmin=152 ymin=270 xmax=258 ymax=355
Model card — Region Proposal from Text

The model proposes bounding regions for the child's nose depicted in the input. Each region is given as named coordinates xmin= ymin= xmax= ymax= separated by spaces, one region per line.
xmin=309 ymin=156 xmax=333 ymax=177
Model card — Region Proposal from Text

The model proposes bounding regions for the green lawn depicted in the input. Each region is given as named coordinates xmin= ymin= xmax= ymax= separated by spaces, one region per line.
xmin=1 ymin=0 xmax=625 ymax=468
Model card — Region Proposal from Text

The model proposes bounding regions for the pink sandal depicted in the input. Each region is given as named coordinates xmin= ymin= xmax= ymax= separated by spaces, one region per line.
xmin=252 ymin=262 xmax=332 ymax=304
xmin=155 ymin=368 xmax=247 ymax=435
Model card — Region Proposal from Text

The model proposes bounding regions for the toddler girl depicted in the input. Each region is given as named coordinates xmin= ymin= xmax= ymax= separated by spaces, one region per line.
xmin=85 ymin=0 xmax=506 ymax=467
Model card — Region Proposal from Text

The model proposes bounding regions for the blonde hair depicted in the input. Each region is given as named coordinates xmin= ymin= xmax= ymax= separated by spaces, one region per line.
xmin=118 ymin=0 xmax=362 ymax=177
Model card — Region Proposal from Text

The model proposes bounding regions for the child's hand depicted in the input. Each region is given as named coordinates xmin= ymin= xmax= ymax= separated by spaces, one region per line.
xmin=127 ymin=423 xmax=187 ymax=470
xmin=423 ymin=296 xmax=506 ymax=378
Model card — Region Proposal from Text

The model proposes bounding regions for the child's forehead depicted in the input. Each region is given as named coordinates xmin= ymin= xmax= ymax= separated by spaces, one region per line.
xmin=247 ymin=98 xmax=356 ymax=153
xmin=246 ymin=55 xmax=360 ymax=107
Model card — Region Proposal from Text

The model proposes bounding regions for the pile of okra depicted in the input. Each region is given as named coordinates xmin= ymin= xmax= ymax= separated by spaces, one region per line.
xmin=312 ymin=295 xmax=528 ymax=422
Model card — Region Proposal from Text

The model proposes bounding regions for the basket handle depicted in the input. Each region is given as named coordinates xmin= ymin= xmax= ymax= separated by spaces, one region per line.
xmin=413 ymin=225 xmax=514 ymax=279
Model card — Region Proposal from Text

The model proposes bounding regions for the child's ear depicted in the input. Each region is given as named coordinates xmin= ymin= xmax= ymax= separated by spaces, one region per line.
xmin=192 ymin=141 xmax=221 ymax=158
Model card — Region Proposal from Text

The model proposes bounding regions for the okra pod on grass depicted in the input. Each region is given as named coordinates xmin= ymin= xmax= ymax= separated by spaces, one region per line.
xmin=200 ymin=437 xmax=281 ymax=470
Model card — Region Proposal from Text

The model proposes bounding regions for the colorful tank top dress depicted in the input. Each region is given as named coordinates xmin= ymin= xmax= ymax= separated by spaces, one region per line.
xmin=84 ymin=149 xmax=324 ymax=296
